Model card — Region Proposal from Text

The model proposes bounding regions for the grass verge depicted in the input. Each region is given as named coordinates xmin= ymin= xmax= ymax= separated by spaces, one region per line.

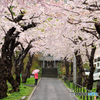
xmin=63 ymin=80 xmax=100 ymax=100
xmin=1 ymin=77 xmax=35 ymax=100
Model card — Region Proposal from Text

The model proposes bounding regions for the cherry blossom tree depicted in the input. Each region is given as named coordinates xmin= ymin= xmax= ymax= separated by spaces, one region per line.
xmin=1 ymin=0 xmax=100 ymax=98
xmin=43 ymin=0 xmax=100 ymax=90
xmin=0 ymin=0 xmax=46 ymax=98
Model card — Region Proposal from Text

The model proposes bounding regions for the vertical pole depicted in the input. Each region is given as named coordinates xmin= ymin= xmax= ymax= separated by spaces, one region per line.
xmin=73 ymin=54 xmax=76 ymax=84
xmin=43 ymin=57 xmax=45 ymax=68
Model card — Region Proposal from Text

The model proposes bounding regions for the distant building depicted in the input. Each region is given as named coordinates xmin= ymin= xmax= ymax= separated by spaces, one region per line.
xmin=38 ymin=53 xmax=61 ymax=68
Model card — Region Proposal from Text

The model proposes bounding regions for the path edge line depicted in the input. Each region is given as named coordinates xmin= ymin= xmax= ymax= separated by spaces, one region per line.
xmin=28 ymin=78 xmax=41 ymax=100
xmin=59 ymin=78 xmax=79 ymax=100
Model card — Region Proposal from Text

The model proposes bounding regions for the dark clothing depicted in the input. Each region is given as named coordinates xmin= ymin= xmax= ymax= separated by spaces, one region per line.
xmin=35 ymin=79 xmax=38 ymax=85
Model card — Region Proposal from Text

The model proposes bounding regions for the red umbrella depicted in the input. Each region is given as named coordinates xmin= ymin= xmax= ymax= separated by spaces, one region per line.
xmin=32 ymin=69 xmax=39 ymax=74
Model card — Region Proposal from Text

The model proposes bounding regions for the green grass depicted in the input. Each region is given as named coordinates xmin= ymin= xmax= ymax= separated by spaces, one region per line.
xmin=64 ymin=80 xmax=100 ymax=100
xmin=1 ymin=77 xmax=35 ymax=100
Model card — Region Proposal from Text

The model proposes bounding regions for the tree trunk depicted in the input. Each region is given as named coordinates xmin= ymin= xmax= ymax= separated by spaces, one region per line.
xmin=0 ymin=79 xmax=7 ymax=99
xmin=71 ymin=61 xmax=73 ymax=76
xmin=22 ymin=62 xmax=27 ymax=83
xmin=75 ymin=51 xmax=82 ymax=86
xmin=0 ymin=27 xmax=20 ymax=99
xmin=75 ymin=51 xmax=87 ymax=86
xmin=22 ymin=54 xmax=34 ymax=83
xmin=87 ymin=64 xmax=95 ymax=90
xmin=65 ymin=61 xmax=69 ymax=78
xmin=0 ymin=58 xmax=19 ymax=99
xmin=15 ymin=44 xmax=32 ymax=85
xmin=0 ymin=8 xmax=38 ymax=98
xmin=87 ymin=44 xmax=96 ymax=90
xmin=22 ymin=71 xmax=27 ymax=83
xmin=15 ymin=62 xmax=24 ymax=85
xmin=70 ymin=61 xmax=73 ymax=82
xmin=64 ymin=57 xmax=69 ymax=78
xmin=8 ymin=73 xmax=19 ymax=92
xmin=27 ymin=54 xmax=34 ymax=78
xmin=96 ymin=81 xmax=100 ymax=97
xmin=0 ymin=60 xmax=8 ymax=99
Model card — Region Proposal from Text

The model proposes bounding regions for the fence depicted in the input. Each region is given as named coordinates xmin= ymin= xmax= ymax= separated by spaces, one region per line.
xmin=63 ymin=77 xmax=100 ymax=100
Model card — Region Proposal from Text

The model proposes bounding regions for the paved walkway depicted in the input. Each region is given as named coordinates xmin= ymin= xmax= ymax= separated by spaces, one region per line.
xmin=30 ymin=78 xmax=78 ymax=100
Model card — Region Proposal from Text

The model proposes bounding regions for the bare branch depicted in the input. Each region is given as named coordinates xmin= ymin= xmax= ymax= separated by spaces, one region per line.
xmin=85 ymin=2 xmax=100 ymax=11
xmin=67 ymin=18 xmax=95 ymax=25
xmin=14 ymin=42 xmax=24 ymax=50
xmin=30 ymin=36 xmax=44 ymax=43
xmin=81 ymin=27 xmax=99 ymax=39
xmin=68 ymin=38 xmax=78 ymax=45
xmin=14 ymin=10 xmax=25 ymax=23
xmin=67 ymin=16 xmax=96 ymax=25
xmin=12 ymin=31 xmax=20 ymax=38
xmin=17 ymin=42 xmax=24 ymax=51
xmin=83 ymin=0 xmax=88 ymax=4
xmin=95 ymin=1 xmax=99 ymax=9
xmin=7 ymin=6 xmax=14 ymax=20
xmin=62 ymin=8 xmax=80 ymax=16
xmin=83 ymin=27 xmax=96 ymax=30
xmin=6 ymin=6 xmax=25 ymax=23
xmin=78 ymin=36 xmax=83 ymax=41
xmin=18 ymin=21 xmax=37 ymax=31
xmin=30 ymin=12 xmax=43 ymax=19
xmin=86 ymin=7 xmax=100 ymax=11
xmin=1 ymin=26 xmax=7 ymax=34
xmin=67 ymin=18 xmax=81 ymax=25
xmin=67 ymin=20 xmax=81 ymax=25
xmin=5 ymin=16 xmax=13 ymax=22
xmin=84 ymin=21 xmax=95 ymax=23
xmin=24 ymin=38 xmax=29 ymax=44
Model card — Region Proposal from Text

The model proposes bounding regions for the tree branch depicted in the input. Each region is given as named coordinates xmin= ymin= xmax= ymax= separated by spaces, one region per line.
xmin=81 ymin=27 xmax=99 ymax=39
xmin=5 ymin=16 xmax=13 ymax=22
xmin=85 ymin=1 xmax=100 ymax=11
xmin=7 ymin=6 xmax=14 ymax=20
xmin=18 ymin=22 xmax=37 ymax=31
xmin=95 ymin=22 xmax=100 ymax=34
xmin=68 ymin=38 xmax=78 ymax=45
xmin=67 ymin=18 xmax=81 ymax=25
xmin=1 ymin=26 xmax=7 ymax=34
xmin=14 ymin=42 xmax=24 ymax=51
xmin=6 ymin=6 xmax=25 ymax=23
xmin=85 ymin=42 xmax=90 ymax=60
xmin=14 ymin=10 xmax=25 ymax=23
xmin=83 ymin=27 xmax=96 ymax=30
xmin=30 ymin=12 xmax=43 ymax=19
xmin=89 ymin=42 xmax=96 ymax=62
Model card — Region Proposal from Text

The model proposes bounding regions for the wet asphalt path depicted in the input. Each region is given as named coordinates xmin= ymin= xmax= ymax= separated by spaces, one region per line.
xmin=30 ymin=78 xmax=77 ymax=100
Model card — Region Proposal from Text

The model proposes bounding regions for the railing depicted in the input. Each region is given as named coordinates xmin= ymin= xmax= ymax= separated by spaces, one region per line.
xmin=63 ymin=77 xmax=100 ymax=100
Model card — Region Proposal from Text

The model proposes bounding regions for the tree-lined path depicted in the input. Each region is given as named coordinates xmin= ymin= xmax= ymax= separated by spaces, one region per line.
xmin=30 ymin=78 xmax=77 ymax=100
xmin=1 ymin=0 xmax=100 ymax=99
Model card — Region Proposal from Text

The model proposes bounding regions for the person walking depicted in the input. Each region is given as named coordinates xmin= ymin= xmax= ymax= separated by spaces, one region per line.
xmin=32 ymin=69 xmax=39 ymax=86
xmin=34 ymin=73 xmax=38 ymax=85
